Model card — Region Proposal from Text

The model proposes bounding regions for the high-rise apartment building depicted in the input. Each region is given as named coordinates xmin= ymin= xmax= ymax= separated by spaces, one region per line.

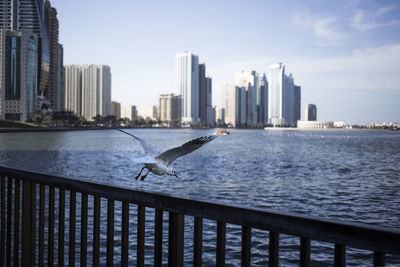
xmin=268 ymin=63 xmax=297 ymax=127
xmin=176 ymin=51 xmax=199 ymax=123
xmin=221 ymin=84 xmax=246 ymax=127
xmin=120 ymin=103 xmax=132 ymax=120
xmin=64 ymin=64 xmax=112 ymax=120
xmin=198 ymin=63 xmax=213 ymax=126
xmin=111 ymin=101 xmax=121 ymax=119
xmin=158 ymin=93 xmax=182 ymax=124
xmin=0 ymin=0 xmax=63 ymax=121
xmin=305 ymin=104 xmax=317 ymax=121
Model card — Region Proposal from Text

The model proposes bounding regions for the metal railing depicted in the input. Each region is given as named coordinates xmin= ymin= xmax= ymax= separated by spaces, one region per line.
xmin=0 ymin=166 xmax=399 ymax=266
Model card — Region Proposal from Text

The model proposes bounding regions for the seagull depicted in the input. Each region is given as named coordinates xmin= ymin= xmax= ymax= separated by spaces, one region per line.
xmin=116 ymin=129 xmax=217 ymax=181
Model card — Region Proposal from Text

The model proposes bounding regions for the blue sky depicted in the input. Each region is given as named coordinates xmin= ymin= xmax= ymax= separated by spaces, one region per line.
xmin=52 ymin=0 xmax=400 ymax=124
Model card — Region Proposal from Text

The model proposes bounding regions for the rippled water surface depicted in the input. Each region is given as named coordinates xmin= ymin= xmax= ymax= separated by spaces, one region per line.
xmin=1 ymin=129 xmax=399 ymax=265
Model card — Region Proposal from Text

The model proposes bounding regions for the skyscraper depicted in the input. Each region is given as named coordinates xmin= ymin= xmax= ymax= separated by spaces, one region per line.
xmin=305 ymin=104 xmax=317 ymax=121
xmin=111 ymin=101 xmax=121 ymax=120
xmin=256 ymin=73 xmax=268 ymax=125
xmin=294 ymin=85 xmax=301 ymax=125
xmin=221 ymin=84 xmax=246 ymax=127
xmin=158 ymin=93 xmax=182 ymax=124
xmin=44 ymin=2 xmax=64 ymax=111
xmin=268 ymin=63 xmax=297 ymax=127
xmin=0 ymin=0 xmax=50 ymax=94
xmin=235 ymin=70 xmax=257 ymax=125
xmin=64 ymin=64 xmax=112 ymax=120
xmin=0 ymin=29 xmax=38 ymax=121
xmin=0 ymin=0 xmax=63 ymax=121
xmin=176 ymin=51 xmax=199 ymax=123
xmin=64 ymin=65 xmax=81 ymax=115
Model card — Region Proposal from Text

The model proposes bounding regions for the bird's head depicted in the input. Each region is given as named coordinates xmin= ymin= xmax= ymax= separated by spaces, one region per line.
xmin=168 ymin=169 xmax=179 ymax=178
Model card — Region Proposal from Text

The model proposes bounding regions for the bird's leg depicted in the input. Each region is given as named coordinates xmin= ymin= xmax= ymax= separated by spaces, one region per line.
xmin=140 ymin=169 xmax=151 ymax=181
xmin=135 ymin=167 xmax=145 ymax=180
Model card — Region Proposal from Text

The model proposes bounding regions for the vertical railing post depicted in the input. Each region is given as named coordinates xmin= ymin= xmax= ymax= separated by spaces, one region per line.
xmin=69 ymin=191 xmax=76 ymax=267
xmin=121 ymin=202 xmax=129 ymax=267
xmin=93 ymin=196 xmax=100 ymax=267
xmin=6 ymin=177 xmax=12 ymax=267
xmin=48 ymin=186 xmax=55 ymax=266
xmin=300 ymin=237 xmax=310 ymax=267
xmin=154 ymin=209 xmax=163 ymax=267
xmin=269 ymin=232 xmax=279 ymax=267
xmin=168 ymin=212 xmax=184 ymax=267
xmin=241 ymin=226 xmax=251 ymax=267
xmin=374 ymin=252 xmax=385 ymax=267
xmin=0 ymin=176 xmax=6 ymax=267
xmin=137 ymin=205 xmax=145 ymax=267
xmin=193 ymin=217 xmax=203 ymax=267
xmin=58 ymin=189 xmax=65 ymax=267
xmin=216 ymin=221 xmax=226 ymax=267
xmin=106 ymin=199 xmax=114 ymax=267
xmin=38 ymin=185 xmax=45 ymax=267
xmin=334 ymin=244 xmax=345 ymax=267
xmin=13 ymin=178 xmax=20 ymax=267
xmin=80 ymin=193 xmax=88 ymax=267
xmin=22 ymin=181 xmax=36 ymax=267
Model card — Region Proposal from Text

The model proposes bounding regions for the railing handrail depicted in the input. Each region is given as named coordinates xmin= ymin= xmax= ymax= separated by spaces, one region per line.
xmin=1 ymin=166 xmax=400 ymax=255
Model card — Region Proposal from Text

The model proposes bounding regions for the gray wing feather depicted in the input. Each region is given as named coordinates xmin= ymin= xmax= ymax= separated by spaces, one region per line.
xmin=156 ymin=135 xmax=217 ymax=166
xmin=115 ymin=129 xmax=159 ymax=156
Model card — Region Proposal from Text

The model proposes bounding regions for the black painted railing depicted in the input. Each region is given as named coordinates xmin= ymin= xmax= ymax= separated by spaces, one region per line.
xmin=0 ymin=166 xmax=399 ymax=266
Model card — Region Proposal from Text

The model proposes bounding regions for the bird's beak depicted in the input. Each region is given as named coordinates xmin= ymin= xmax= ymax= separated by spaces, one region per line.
xmin=174 ymin=174 xmax=179 ymax=178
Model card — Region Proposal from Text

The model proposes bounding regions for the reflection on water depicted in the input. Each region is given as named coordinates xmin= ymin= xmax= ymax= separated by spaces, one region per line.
xmin=1 ymin=129 xmax=400 ymax=265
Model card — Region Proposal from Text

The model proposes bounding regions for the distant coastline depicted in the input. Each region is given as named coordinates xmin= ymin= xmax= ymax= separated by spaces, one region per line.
xmin=1 ymin=126 xmax=398 ymax=133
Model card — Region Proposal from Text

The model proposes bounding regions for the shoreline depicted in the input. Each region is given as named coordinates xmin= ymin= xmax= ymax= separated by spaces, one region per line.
xmin=0 ymin=126 xmax=396 ymax=133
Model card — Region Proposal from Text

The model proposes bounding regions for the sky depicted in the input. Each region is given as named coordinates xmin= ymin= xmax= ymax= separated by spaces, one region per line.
xmin=51 ymin=0 xmax=400 ymax=124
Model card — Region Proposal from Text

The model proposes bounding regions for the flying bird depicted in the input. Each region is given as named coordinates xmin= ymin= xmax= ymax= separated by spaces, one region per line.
xmin=116 ymin=129 xmax=217 ymax=181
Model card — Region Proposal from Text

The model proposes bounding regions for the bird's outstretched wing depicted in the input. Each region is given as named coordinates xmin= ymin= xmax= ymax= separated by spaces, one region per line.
xmin=115 ymin=129 xmax=159 ymax=156
xmin=128 ymin=156 xmax=158 ymax=164
xmin=156 ymin=135 xmax=217 ymax=166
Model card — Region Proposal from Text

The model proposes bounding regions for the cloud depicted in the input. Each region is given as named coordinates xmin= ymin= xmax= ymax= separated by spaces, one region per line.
xmin=288 ymin=44 xmax=400 ymax=92
xmin=293 ymin=11 xmax=344 ymax=46
xmin=351 ymin=7 xmax=400 ymax=32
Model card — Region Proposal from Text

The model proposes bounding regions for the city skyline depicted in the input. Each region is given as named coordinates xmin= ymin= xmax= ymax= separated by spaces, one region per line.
xmin=51 ymin=0 xmax=400 ymax=124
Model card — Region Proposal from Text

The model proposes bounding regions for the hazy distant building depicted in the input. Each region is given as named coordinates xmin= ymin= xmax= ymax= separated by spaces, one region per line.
xmin=0 ymin=30 xmax=38 ymax=121
xmin=221 ymin=84 xmax=246 ymax=127
xmin=176 ymin=51 xmax=199 ymax=123
xmin=256 ymin=73 xmax=268 ymax=125
xmin=294 ymin=85 xmax=301 ymax=125
xmin=297 ymin=120 xmax=333 ymax=129
xmin=64 ymin=64 xmax=112 ymax=120
xmin=159 ymin=93 xmax=182 ymax=123
xmin=140 ymin=104 xmax=158 ymax=120
xmin=120 ymin=103 xmax=131 ymax=120
xmin=131 ymin=106 xmax=138 ymax=121
xmin=305 ymin=104 xmax=317 ymax=121
xmin=198 ymin=63 xmax=213 ymax=126
xmin=268 ymin=63 xmax=297 ymax=127
xmin=111 ymin=101 xmax=121 ymax=119
xmin=216 ymin=107 xmax=225 ymax=126
xmin=235 ymin=70 xmax=257 ymax=125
